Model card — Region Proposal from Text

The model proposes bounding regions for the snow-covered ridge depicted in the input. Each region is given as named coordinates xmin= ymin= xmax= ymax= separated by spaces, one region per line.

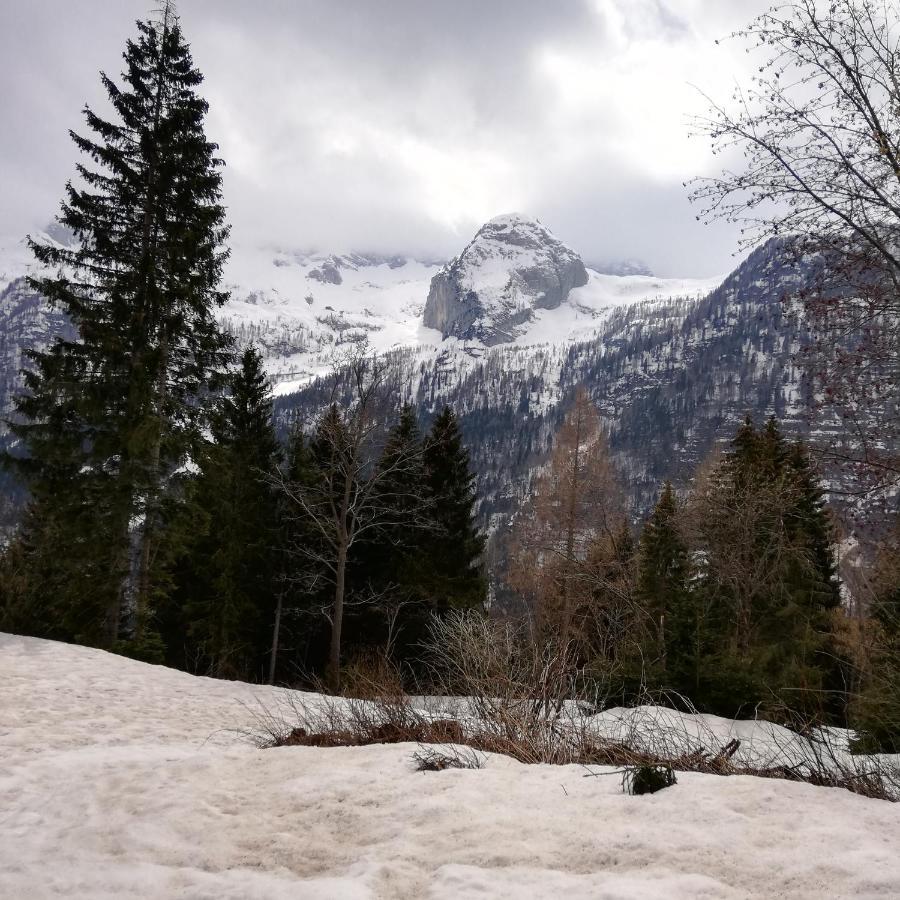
xmin=0 ymin=221 xmax=721 ymax=404
xmin=220 ymin=242 xmax=446 ymax=389
xmin=2 ymin=632 xmax=898 ymax=898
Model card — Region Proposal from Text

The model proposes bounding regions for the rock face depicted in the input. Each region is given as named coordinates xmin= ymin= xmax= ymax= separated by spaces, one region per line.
xmin=423 ymin=214 xmax=588 ymax=344
xmin=306 ymin=253 xmax=409 ymax=285
xmin=307 ymin=258 xmax=343 ymax=285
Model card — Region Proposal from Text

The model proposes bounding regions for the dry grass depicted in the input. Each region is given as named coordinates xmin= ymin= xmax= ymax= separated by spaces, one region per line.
xmin=412 ymin=745 xmax=484 ymax=771
xmin=250 ymin=613 xmax=900 ymax=802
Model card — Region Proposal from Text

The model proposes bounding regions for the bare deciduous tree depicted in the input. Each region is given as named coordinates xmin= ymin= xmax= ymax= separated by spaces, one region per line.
xmin=273 ymin=349 xmax=430 ymax=692
xmin=690 ymin=0 xmax=900 ymax=488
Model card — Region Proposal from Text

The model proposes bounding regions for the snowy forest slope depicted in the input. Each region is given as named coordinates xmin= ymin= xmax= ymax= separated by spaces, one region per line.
xmin=0 ymin=221 xmax=886 ymax=533
xmin=278 ymin=239 xmax=873 ymax=528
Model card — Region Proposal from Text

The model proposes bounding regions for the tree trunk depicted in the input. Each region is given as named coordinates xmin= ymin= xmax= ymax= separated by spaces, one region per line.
xmin=133 ymin=326 xmax=168 ymax=641
xmin=559 ymin=401 xmax=584 ymax=647
xmin=268 ymin=591 xmax=284 ymax=685
xmin=113 ymin=16 xmax=169 ymax=643
xmin=327 ymin=541 xmax=348 ymax=693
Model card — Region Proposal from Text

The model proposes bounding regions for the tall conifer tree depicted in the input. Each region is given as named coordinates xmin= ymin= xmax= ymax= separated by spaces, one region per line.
xmin=361 ymin=404 xmax=427 ymax=592
xmin=9 ymin=3 xmax=230 ymax=651
xmin=181 ymin=347 xmax=280 ymax=679
xmin=636 ymin=482 xmax=696 ymax=685
xmin=422 ymin=407 xmax=486 ymax=611
xmin=688 ymin=417 xmax=844 ymax=720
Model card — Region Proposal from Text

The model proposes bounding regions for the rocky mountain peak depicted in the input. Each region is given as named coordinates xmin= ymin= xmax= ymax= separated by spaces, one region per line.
xmin=422 ymin=214 xmax=588 ymax=345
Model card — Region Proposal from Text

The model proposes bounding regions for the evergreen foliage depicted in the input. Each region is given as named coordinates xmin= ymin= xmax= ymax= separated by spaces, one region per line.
xmin=668 ymin=418 xmax=845 ymax=721
xmin=853 ymin=528 xmax=900 ymax=751
xmin=421 ymin=406 xmax=486 ymax=612
xmin=349 ymin=405 xmax=429 ymax=658
xmin=4 ymin=4 xmax=230 ymax=653
xmin=297 ymin=402 xmax=486 ymax=677
xmin=268 ymin=421 xmax=326 ymax=680
xmin=635 ymin=482 xmax=697 ymax=690
xmin=176 ymin=347 xmax=281 ymax=679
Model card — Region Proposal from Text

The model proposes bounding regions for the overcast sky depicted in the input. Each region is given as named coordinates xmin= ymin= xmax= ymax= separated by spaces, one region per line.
xmin=1 ymin=0 xmax=771 ymax=276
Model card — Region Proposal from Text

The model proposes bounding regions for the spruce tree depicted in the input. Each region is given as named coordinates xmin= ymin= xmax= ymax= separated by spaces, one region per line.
xmin=349 ymin=404 xmax=431 ymax=662
xmin=421 ymin=407 xmax=486 ymax=611
xmin=362 ymin=404 xmax=427 ymax=589
xmin=8 ymin=4 xmax=230 ymax=652
xmin=636 ymin=482 xmax=696 ymax=688
xmin=691 ymin=418 xmax=844 ymax=720
xmin=180 ymin=347 xmax=280 ymax=679
xmin=270 ymin=421 xmax=324 ymax=682
xmin=855 ymin=532 xmax=900 ymax=751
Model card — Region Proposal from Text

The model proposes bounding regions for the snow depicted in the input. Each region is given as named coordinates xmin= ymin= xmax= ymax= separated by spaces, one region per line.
xmin=513 ymin=269 xmax=723 ymax=346
xmin=2 ymin=633 xmax=899 ymax=898
xmin=221 ymin=243 xmax=445 ymax=391
xmin=0 ymin=225 xmax=723 ymax=401
xmin=226 ymin=241 xmax=721 ymax=396
xmin=0 ymin=233 xmax=46 ymax=293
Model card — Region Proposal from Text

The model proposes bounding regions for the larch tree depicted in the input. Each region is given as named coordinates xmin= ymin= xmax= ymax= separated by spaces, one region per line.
xmin=508 ymin=386 xmax=627 ymax=648
xmin=8 ymin=2 xmax=230 ymax=653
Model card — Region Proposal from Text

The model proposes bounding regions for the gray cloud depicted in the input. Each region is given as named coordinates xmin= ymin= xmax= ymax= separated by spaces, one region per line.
xmin=0 ymin=0 xmax=770 ymax=276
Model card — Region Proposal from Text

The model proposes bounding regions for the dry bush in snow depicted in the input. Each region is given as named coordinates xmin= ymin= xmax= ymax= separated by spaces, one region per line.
xmin=248 ymin=611 xmax=900 ymax=801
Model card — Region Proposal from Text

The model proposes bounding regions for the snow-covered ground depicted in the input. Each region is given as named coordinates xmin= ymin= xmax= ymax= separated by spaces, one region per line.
xmin=514 ymin=269 xmax=721 ymax=346
xmin=2 ymin=633 xmax=898 ymax=899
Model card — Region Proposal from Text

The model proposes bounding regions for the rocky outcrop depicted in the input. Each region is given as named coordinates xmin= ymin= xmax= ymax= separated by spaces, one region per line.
xmin=423 ymin=214 xmax=588 ymax=344
xmin=307 ymin=258 xmax=343 ymax=285
xmin=305 ymin=253 xmax=409 ymax=285
xmin=0 ymin=277 xmax=73 ymax=433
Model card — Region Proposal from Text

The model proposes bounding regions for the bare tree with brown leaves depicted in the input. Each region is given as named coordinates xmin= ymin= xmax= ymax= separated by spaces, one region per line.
xmin=507 ymin=387 xmax=629 ymax=649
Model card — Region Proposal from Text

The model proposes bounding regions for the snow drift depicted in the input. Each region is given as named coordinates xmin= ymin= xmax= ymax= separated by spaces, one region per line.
xmin=2 ymin=633 xmax=899 ymax=898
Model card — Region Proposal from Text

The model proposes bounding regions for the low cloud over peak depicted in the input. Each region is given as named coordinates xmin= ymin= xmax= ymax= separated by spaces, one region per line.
xmin=1 ymin=0 xmax=768 ymax=276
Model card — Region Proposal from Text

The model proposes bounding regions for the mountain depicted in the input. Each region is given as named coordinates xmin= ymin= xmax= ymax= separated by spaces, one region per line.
xmin=3 ymin=216 xmax=889 ymax=541
xmin=0 ymin=222 xmax=717 ymax=423
xmin=276 ymin=237 xmax=896 ymax=552
xmin=423 ymin=214 xmax=589 ymax=344
xmin=218 ymin=244 xmax=444 ymax=388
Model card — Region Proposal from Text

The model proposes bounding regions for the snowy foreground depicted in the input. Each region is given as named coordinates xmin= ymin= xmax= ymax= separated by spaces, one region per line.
xmin=2 ymin=634 xmax=899 ymax=899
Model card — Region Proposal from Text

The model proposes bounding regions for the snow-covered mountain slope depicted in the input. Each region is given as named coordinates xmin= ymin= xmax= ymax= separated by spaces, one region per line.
xmin=278 ymin=236 xmax=900 ymax=545
xmin=0 ymin=223 xmax=717 ymax=403
xmin=2 ymin=220 xmax=893 ymax=537
xmin=511 ymin=267 xmax=720 ymax=347
xmin=223 ymin=251 xmax=715 ymax=397
xmin=216 ymin=221 xmax=718 ymax=394
xmin=423 ymin=214 xmax=590 ymax=344
xmin=2 ymin=632 xmax=899 ymax=898
xmin=219 ymin=243 xmax=446 ymax=388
